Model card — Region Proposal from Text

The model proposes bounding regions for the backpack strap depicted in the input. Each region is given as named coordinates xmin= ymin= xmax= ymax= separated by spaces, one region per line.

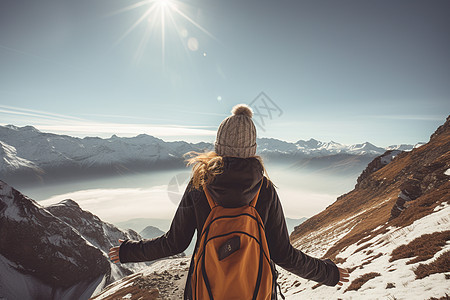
xmin=203 ymin=186 xmax=217 ymax=209
xmin=249 ymin=180 xmax=264 ymax=208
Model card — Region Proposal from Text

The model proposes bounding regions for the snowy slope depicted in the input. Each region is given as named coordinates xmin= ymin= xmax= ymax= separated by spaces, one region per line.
xmin=92 ymin=257 xmax=191 ymax=300
xmin=0 ymin=180 xmax=155 ymax=299
xmin=0 ymin=141 xmax=42 ymax=172
xmin=279 ymin=203 xmax=450 ymax=299
xmin=45 ymin=199 xmax=150 ymax=284
xmin=0 ymin=180 xmax=110 ymax=299
xmin=285 ymin=116 xmax=450 ymax=299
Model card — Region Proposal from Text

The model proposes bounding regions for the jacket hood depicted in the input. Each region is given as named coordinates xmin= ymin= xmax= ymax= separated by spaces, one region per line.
xmin=206 ymin=157 xmax=264 ymax=208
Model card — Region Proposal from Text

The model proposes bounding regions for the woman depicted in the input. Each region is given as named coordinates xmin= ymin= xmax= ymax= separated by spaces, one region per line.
xmin=109 ymin=104 xmax=349 ymax=299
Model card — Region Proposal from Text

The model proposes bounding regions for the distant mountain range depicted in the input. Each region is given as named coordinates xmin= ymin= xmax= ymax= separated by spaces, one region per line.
xmin=0 ymin=125 xmax=422 ymax=187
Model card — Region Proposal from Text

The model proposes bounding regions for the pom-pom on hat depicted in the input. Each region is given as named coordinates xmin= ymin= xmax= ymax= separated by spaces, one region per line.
xmin=215 ymin=104 xmax=257 ymax=158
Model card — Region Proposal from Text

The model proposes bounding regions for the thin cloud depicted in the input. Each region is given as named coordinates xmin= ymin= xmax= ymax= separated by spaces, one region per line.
xmin=0 ymin=105 xmax=83 ymax=122
xmin=177 ymin=110 xmax=228 ymax=117
xmin=35 ymin=123 xmax=216 ymax=138
xmin=369 ymin=115 xmax=446 ymax=121
xmin=0 ymin=105 xmax=216 ymax=139
xmin=81 ymin=113 xmax=216 ymax=128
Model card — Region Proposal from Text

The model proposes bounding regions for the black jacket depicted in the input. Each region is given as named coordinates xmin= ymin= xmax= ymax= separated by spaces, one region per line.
xmin=119 ymin=157 xmax=340 ymax=298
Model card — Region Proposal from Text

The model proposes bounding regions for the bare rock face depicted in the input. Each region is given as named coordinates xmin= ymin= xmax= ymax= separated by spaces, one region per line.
xmin=355 ymin=150 xmax=403 ymax=190
xmin=46 ymin=199 xmax=140 ymax=255
xmin=46 ymin=199 xmax=147 ymax=284
xmin=0 ymin=180 xmax=110 ymax=296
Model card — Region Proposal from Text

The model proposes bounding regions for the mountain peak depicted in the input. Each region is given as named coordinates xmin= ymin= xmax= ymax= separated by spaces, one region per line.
xmin=4 ymin=124 xmax=40 ymax=132
xmin=430 ymin=115 xmax=450 ymax=141
xmin=48 ymin=199 xmax=80 ymax=209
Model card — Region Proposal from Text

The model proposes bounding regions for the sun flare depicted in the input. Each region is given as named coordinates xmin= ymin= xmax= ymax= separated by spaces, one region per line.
xmin=109 ymin=0 xmax=215 ymax=64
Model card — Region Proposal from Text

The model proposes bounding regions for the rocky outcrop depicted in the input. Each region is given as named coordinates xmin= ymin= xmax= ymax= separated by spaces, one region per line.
xmin=0 ymin=180 xmax=110 ymax=298
xmin=46 ymin=199 xmax=149 ymax=284
xmin=355 ymin=150 xmax=403 ymax=189
xmin=46 ymin=199 xmax=141 ymax=253
xmin=389 ymin=178 xmax=422 ymax=219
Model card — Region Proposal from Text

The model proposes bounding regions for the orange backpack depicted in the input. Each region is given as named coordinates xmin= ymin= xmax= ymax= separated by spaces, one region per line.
xmin=191 ymin=182 xmax=283 ymax=300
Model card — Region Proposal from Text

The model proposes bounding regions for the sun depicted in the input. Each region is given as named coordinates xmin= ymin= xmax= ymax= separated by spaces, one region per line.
xmin=157 ymin=0 xmax=171 ymax=7
xmin=108 ymin=0 xmax=216 ymax=64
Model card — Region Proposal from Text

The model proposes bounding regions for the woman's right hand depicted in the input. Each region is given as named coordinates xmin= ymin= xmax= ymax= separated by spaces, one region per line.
xmin=108 ymin=239 xmax=124 ymax=264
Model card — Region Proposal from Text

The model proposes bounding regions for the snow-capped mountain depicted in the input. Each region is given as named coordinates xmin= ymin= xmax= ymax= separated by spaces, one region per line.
xmin=0 ymin=124 xmax=419 ymax=187
xmin=140 ymin=225 xmax=165 ymax=239
xmin=45 ymin=199 xmax=151 ymax=284
xmin=0 ymin=125 xmax=212 ymax=186
xmin=258 ymin=137 xmax=411 ymax=156
xmin=91 ymin=117 xmax=449 ymax=299
xmin=0 ymin=180 xmax=109 ymax=299
xmin=0 ymin=181 xmax=151 ymax=299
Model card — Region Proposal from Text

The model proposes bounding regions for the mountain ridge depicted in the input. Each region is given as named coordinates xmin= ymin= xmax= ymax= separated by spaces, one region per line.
xmin=0 ymin=180 xmax=155 ymax=299
xmin=0 ymin=124 xmax=420 ymax=187
xmin=285 ymin=116 xmax=449 ymax=299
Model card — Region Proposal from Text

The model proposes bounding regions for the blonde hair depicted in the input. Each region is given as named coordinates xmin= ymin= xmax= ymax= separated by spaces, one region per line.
xmin=184 ymin=151 xmax=271 ymax=190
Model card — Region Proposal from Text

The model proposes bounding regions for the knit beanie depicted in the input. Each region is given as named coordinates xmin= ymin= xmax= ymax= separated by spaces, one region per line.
xmin=215 ymin=104 xmax=257 ymax=158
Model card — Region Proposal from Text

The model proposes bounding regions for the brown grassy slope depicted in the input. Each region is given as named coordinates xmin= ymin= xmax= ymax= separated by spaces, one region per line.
xmin=290 ymin=116 xmax=450 ymax=261
xmin=390 ymin=230 xmax=450 ymax=264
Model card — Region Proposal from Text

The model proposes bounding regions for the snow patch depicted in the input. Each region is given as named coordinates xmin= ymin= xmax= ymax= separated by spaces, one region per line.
xmin=0 ymin=254 xmax=103 ymax=300
xmin=0 ymin=141 xmax=41 ymax=172
xmin=281 ymin=204 xmax=450 ymax=299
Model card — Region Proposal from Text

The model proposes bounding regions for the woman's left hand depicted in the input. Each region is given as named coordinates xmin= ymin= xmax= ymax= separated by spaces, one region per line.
xmin=109 ymin=239 xmax=124 ymax=264
xmin=337 ymin=267 xmax=349 ymax=286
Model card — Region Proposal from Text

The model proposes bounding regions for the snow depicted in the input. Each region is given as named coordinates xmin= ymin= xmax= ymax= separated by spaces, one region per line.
xmin=0 ymin=125 xmax=418 ymax=173
xmin=292 ymin=198 xmax=391 ymax=258
xmin=371 ymin=225 xmax=384 ymax=232
xmin=0 ymin=141 xmax=41 ymax=172
xmin=445 ymin=168 xmax=450 ymax=176
xmin=0 ymin=254 xmax=103 ymax=300
xmin=88 ymin=201 xmax=450 ymax=299
xmin=94 ymin=257 xmax=191 ymax=300
xmin=0 ymin=181 xmax=25 ymax=222
xmin=380 ymin=150 xmax=402 ymax=165
xmin=92 ymin=274 xmax=142 ymax=300
xmin=279 ymin=202 xmax=450 ymax=299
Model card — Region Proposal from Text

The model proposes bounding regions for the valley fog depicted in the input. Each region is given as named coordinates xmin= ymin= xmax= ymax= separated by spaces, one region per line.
xmin=26 ymin=162 xmax=359 ymax=230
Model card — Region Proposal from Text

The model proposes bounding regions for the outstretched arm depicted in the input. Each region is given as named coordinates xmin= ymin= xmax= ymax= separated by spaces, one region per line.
xmin=115 ymin=185 xmax=197 ymax=263
xmin=264 ymin=185 xmax=341 ymax=286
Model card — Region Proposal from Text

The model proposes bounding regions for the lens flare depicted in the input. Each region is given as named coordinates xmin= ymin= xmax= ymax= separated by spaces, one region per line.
xmin=108 ymin=0 xmax=217 ymax=64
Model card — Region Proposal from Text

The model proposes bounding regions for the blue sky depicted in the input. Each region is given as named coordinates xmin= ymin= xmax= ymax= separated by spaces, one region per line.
xmin=0 ymin=0 xmax=449 ymax=147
